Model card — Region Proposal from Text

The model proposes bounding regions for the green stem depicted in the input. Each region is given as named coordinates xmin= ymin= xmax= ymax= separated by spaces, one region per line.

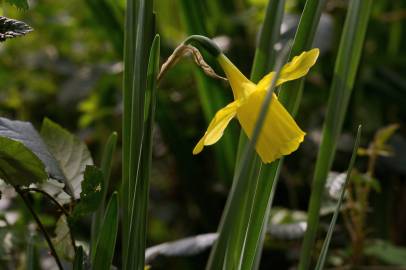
xmin=15 ymin=186 xmax=64 ymax=270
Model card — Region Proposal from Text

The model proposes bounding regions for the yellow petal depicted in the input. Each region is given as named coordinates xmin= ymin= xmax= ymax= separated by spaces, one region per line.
xmin=193 ymin=100 xmax=240 ymax=155
xmin=257 ymin=48 xmax=319 ymax=90
xmin=236 ymin=90 xmax=305 ymax=163
xmin=217 ymin=54 xmax=256 ymax=99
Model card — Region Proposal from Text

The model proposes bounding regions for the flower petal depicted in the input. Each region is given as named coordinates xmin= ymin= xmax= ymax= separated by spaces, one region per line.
xmin=217 ymin=54 xmax=255 ymax=99
xmin=236 ymin=91 xmax=305 ymax=163
xmin=193 ymin=100 xmax=240 ymax=155
xmin=257 ymin=48 xmax=319 ymax=90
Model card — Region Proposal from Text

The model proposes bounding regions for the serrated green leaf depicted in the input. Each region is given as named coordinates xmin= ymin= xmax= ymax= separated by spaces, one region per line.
xmin=40 ymin=118 xmax=93 ymax=199
xmin=72 ymin=166 xmax=104 ymax=219
xmin=5 ymin=0 xmax=29 ymax=10
xmin=0 ymin=136 xmax=47 ymax=186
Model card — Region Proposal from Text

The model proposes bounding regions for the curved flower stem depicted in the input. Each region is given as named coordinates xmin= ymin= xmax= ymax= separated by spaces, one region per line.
xmin=14 ymin=186 xmax=64 ymax=270
xmin=183 ymin=35 xmax=222 ymax=57
xmin=23 ymin=187 xmax=77 ymax=253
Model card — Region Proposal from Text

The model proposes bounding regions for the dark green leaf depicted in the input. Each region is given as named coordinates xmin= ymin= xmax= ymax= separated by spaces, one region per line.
xmin=92 ymin=192 xmax=119 ymax=270
xmin=0 ymin=136 xmax=47 ymax=186
xmin=299 ymin=0 xmax=373 ymax=266
xmin=72 ymin=166 xmax=104 ymax=218
xmin=40 ymin=118 xmax=93 ymax=199
xmin=5 ymin=0 xmax=28 ymax=9
xmin=91 ymin=132 xmax=118 ymax=254
xmin=73 ymin=246 xmax=84 ymax=270
xmin=26 ymin=233 xmax=40 ymax=270
xmin=0 ymin=117 xmax=64 ymax=181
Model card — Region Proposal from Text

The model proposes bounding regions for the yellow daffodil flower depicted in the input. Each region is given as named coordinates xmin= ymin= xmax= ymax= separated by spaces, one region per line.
xmin=193 ymin=49 xmax=319 ymax=163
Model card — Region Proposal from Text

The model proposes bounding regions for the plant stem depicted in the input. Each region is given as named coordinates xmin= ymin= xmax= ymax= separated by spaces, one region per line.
xmin=14 ymin=186 xmax=64 ymax=270
xmin=24 ymin=187 xmax=76 ymax=253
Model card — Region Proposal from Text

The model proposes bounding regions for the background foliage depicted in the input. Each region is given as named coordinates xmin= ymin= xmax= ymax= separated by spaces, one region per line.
xmin=0 ymin=0 xmax=405 ymax=269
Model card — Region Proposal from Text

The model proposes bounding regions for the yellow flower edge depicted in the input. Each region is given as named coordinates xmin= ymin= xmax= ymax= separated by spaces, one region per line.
xmin=193 ymin=48 xmax=319 ymax=164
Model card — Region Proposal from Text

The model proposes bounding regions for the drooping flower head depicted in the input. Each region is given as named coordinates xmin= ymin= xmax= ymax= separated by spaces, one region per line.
xmin=192 ymin=47 xmax=319 ymax=163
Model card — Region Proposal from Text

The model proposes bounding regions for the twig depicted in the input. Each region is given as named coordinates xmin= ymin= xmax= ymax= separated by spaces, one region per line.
xmin=14 ymin=186 xmax=64 ymax=270
xmin=23 ymin=187 xmax=77 ymax=253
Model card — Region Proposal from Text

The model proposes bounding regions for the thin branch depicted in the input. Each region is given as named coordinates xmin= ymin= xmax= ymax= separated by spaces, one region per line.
xmin=14 ymin=186 xmax=64 ymax=270
xmin=23 ymin=187 xmax=77 ymax=253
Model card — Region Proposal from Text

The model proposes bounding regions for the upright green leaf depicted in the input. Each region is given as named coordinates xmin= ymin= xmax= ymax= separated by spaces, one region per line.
xmin=73 ymin=246 xmax=84 ymax=270
xmin=240 ymin=0 xmax=327 ymax=268
xmin=179 ymin=0 xmax=236 ymax=180
xmin=40 ymin=118 xmax=93 ymax=199
xmin=91 ymin=132 xmax=117 ymax=254
xmin=125 ymin=33 xmax=160 ymax=270
xmin=207 ymin=0 xmax=326 ymax=268
xmin=92 ymin=192 xmax=119 ymax=270
xmin=299 ymin=1 xmax=373 ymax=269
xmin=26 ymin=233 xmax=41 ymax=270
xmin=84 ymin=0 xmax=124 ymax=55
xmin=206 ymin=45 xmax=290 ymax=270
xmin=121 ymin=0 xmax=155 ymax=267
xmin=314 ymin=126 xmax=362 ymax=270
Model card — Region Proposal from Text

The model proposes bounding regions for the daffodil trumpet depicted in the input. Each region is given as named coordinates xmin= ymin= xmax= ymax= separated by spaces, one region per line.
xmin=185 ymin=39 xmax=318 ymax=164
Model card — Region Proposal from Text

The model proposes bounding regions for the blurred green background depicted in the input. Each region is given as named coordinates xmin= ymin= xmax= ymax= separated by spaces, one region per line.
xmin=1 ymin=0 xmax=405 ymax=269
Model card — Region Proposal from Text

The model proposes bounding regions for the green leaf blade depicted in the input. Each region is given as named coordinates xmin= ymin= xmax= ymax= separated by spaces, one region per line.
xmin=298 ymin=0 xmax=373 ymax=269
xmin=72 ymin=165 xmax=104 ymax=219
xmin=40 ymin=118 xmax=93 ymax=199
xmin=92 ymin=192 xmax=119 ymax=270
xmin=0 ymin=136 xmax=47 ymax=186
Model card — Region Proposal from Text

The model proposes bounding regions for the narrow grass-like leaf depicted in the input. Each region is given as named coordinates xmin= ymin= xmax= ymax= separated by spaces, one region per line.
xmin=208 ymin=0 xmax=325 ymax=268
xmin=298 ymin=1 xmax=373 ymax=269
xmin=121 ymin=0 xmax=155 ymax=267
xmin=179 ymin=0 xmax=236 ymax=180
xmin=84 ymin=0 xmax=123 ymax=55
xmin=314 ymin=125 xmax=362 ymax=270
xmin=73 ymin=246 xmax=84 ymax=270
xmin=92 ymin=192 xmax=119 ymax=270
xmin=238 ymin=0 xmax=328 ymax=268
xmin=250 ymin=0 xmax=285 ymax=82
xmin=91 ymin=132 xmax=117 ymax=254
xmin=206 ymin=44 xmax=290 ymax=270
xmin=125 ymin=32 xmax=159 ymax=270
xmin=27 ymin=233 xmax=40 ymax=270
